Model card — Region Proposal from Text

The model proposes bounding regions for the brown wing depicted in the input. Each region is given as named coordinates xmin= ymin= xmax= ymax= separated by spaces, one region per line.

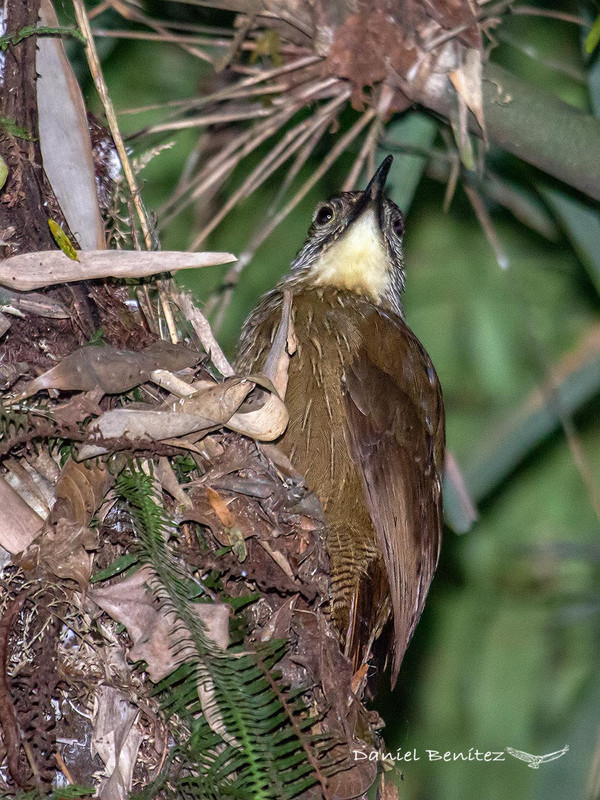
xmin=343 ymin=311 xmax=444 ymax=686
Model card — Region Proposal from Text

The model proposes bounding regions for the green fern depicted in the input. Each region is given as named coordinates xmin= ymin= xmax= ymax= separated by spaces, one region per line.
xmin=115 ymin=462 xmax=326 ymax=800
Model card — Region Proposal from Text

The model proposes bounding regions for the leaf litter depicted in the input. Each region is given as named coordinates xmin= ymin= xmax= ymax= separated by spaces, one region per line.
xmin=0 ymin=276 xmax=384 ymax=798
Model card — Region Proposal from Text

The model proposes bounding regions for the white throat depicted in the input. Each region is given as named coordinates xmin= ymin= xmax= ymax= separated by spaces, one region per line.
xmin=310 ymin=210 xmax=390 ymax=302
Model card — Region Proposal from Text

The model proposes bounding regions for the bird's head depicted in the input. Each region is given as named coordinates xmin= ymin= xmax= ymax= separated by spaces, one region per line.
xmin=290 ymin=155 xmax=406 ymax=315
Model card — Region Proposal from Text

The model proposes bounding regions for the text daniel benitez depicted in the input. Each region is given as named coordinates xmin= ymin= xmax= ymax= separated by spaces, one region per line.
xmin=354 ymin=748 xmax=507 ymax=763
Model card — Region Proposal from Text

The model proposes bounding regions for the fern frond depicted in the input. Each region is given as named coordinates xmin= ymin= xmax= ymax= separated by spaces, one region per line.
xmin=115 ymin=462 xmax=325 ymax=800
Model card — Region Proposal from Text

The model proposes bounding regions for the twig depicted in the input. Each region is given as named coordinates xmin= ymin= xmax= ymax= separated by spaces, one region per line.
xmin=463 ymin=182 xmax=509 ymax=269
xmin=107 ymin=0 xmax=215 ymax=63
xmin=158 ymin=103 xmax=301 ymax=227
xmin=342 ymin=85 xmax=393 ymax=191
xmin=145 ymin=106 xmax=277 ymax=135
xmin=190 ymin=87 xmax=349 ymax=250
xmin=72 ymin=0 xmax=153 ymax=250
xmin=0 ymin=594 xmax=27 ymax=787
xmin=424 ymin=0 xmax=514 ymax=52
xmin=54 ymin=749 xmax=75 ymax=784
xmin=170 ymin=288 xmax=234 ymax=377
xmin=511 ymin=6 xmax=588 ymax=27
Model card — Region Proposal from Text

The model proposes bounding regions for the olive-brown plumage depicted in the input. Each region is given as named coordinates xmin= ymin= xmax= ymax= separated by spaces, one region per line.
xmin=236 ymin=157 xmax=444 ymax=686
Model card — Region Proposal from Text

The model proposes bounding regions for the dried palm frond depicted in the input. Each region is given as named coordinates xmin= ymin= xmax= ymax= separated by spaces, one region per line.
xmin=85 ymin=0 xmax=511 ymax=317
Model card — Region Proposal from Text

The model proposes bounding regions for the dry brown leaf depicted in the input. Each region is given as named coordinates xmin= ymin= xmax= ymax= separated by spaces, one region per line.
xmin=20 ymin=519 xmax=98 ymax=587
xmin=0 ymin=476 xmax=44 ymax=553
xmin=260 ymin=288 xmax=295 ymax=397
xmin=205 ymin=486 xmax=247 ymax=561
xmin=89 ymin=566 xmax=230 ymax=682
xmin=78 ymin=374 xmax=283 ymax=459
xmin=0 ymin=311 xmax=11 ymax=338
xmin=206 ymin=486 xmax=236 ymax=528
xmin=0 ymin=287 xmax=69 ymax=318
xmin=37 ymin=0 xmax=105 ymax=251
xmin=173 ymin=372 xmax=289 ymax=441
xmin=52 ymin=389 xmax=105 ymax=425
xmin=10 ymin=340 xmax=199 ymax=402
xmin=325 ymin=741 xmax=378 ymax=800
xmin=449 ymin=47 xmax=485 ymax=139
xmin=0 ymin=249 xmax=236 ymax=291
xmin=197 ymin=674 xmax=240 ymax=748
xmin=177 ymin=376 xmax=254 ymax=419
xmin=156 ymin=457 xmax=193 ymax=508
xmin=77 ymin=409 xmax=221 ymax=460
xmin=51 ymin=458 xmax=114 ymax=527
xmin=225 ymin=377 xmax=289 ymax=441
xmin=92 ymin=685 xmax=142 ymax=800
xmin=4 ymin=456 xmax=53 ymax=517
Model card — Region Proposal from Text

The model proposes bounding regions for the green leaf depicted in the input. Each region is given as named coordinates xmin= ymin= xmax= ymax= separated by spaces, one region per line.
xmin=537 ymin=183 xmax=600 ymax=296
xmin=90 ymin=552 xmax=139 ymax=583
xmin=465 ymin=332 xmax=600 ymax=501
xmin=585 ymin=15 xmax=600 ymax=54
xmin=378 ymin=111 xmax=438 ymax=214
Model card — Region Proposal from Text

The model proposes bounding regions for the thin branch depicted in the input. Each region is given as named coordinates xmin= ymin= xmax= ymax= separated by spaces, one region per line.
xmin=511 ymin=5 xmax=588 ymax=27
xmin=424 ymin=0 xmax=514 ymax=52
xmin=189 ymin=88 xmax=350 ymax=250
xmin=107 ymin=0 xmax=215 ymax=63
xmin=158 ymin=103 xmax=302 ymax=228
xmin=145 ymin=106 xmax=278 ymax=135
xmin=342 ymin=85 xmax=393 ymax=191
xmin=463 ymin=182 xmax=509 ymax=269
xmin=72 ymin=0 xmax=153 ymax=250
xmin=169 ymin=288 xmax=234 ymax=377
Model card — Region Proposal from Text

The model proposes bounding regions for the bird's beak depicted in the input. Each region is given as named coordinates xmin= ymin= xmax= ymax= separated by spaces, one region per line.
xmin=348 ymin=155 xmax=393 ymax=228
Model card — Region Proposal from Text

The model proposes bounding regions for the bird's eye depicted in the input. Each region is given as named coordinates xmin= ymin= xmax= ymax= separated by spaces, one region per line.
xmin=315 ymin=204 xmax=334 ymax=226
xmin=392 ymin=214 xmax=404 ymax=237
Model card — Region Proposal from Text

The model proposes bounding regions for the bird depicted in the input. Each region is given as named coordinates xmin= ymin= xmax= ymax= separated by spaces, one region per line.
xmin=505 ymin=745 xmax=569 ymax=769
xmin=236 ymin=155 xmax=445 ymax=686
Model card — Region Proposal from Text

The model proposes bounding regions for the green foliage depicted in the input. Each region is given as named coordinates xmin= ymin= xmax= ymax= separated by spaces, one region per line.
xmin=114 ymin=463 xmax=323 ymax=800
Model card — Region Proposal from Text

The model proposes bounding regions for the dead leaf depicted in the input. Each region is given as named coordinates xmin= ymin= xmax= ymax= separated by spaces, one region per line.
xmin=178 ymin=377 xmax=254 ymax=419
xmin=0 ymin=476 xmax=44 ymax=554
xmin=19 ymin=519 xmax=98 ymax=587
xmin=0 ymin=287 xmax=70 ymax=319
xmin=449 ymin=47 xmax=486 ymax=139
xmin=10 ymin=340 xmax=199 ymax=402
xmin=52 ymin=389 xmax=105 ymax=425
xmin=89 ymin=566 xmax=230 ymax=682
xmin=206 ymin=486 xmax=235 ymax=528
xmin=156 ymin=457 xmax=192 ymax=508
xmin=77 ymin=409 xmax=221 ymax=460
xmin=92 ymin=685 xmax=142 ymax=800
xmin=37 ymin=0 xmax=105 ymax=251
xmin=0 ymin=249 xmax=236 ymax=291
xmin=51 ymin=458 xmax=114 ymax=527
xmin=77 ymin=377 xmax=260 ymax=459
xmin=325 ymin=740 xmax=378 ymax=800
xmin=205 ymin=488 xmax=248 ymax=561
